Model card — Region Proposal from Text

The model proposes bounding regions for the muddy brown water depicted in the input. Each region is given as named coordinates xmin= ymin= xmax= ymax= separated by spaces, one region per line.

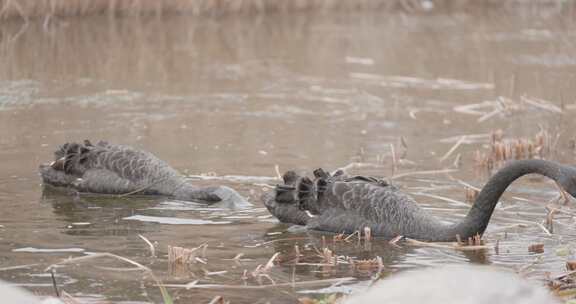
xmin=2 ymin=5 xmax=576 ymax=303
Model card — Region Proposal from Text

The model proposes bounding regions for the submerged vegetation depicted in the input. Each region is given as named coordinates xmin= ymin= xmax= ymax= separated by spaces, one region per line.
xmin=474 ymin=128 xmax=555 ymax=171
xmin=44 ymin=230 xmax=576 ymax=303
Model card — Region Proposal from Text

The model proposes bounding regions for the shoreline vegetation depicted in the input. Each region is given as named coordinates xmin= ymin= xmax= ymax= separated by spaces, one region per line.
xmin=0 ymin=0 xmax=571 ymax=22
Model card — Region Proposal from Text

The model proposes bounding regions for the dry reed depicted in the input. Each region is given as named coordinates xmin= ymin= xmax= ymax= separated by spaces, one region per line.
xmin=474 ymin=129 xmax=555 ymax=171
xmin=405 ymin=238 xmax=490 ymax=251
xmin=3 ymin=1 xmax=572 ymax=22
xmin=465 ymin=187 xmax=479 ymax=204
xmin=528 ymin=243 xmax=544 ymax=253
xmin=0 ymin=0 xmax=434 ymax=21
xmin=168 ymin=244 xmax=208 ymax=265
xmin=45 ymin=252 xmax=174 ymax=303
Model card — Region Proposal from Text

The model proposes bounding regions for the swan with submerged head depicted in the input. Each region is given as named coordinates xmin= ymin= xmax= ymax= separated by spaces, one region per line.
xmin=263 ymin=159 xmax=576 ymax=241
xmin=39 ymin=140 xmax=250 ymax=207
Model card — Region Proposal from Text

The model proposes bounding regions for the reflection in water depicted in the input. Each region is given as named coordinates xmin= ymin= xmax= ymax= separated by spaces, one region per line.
xmin=1 ymin=5 xmax=576 ymax=303
xmin=264 ymin=225 xmax=491 ymax=278
xmin=42 ymin=186 xmax=163 ymax=236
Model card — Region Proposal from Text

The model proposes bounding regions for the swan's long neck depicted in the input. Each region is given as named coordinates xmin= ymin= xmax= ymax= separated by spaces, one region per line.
xmin=173 ymin=182 xmax=214 ymax=201
xmin=448 ymin=159 xmax=565 ymax=240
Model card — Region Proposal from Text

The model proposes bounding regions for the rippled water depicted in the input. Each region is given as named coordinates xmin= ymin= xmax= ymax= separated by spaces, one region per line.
xmin=1 ymin=4 xmax=576 ymax=303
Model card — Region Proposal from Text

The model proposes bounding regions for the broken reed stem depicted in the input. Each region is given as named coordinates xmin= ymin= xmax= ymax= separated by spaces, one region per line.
xmin=208 ymin=295 xmax=226 ymax=304
xmin=138 ymin=234 xmax=156 ymax=257
xmin=363 ymin=227 xmax=372 ymax=242
xmin=264 ymin=252 xmax=280 ymax=270
xmin=337 ymin=162 xmax=385 ymax=173
xmin=389 ymin=235 xmax=404 ymax=247
xmin=545 ymin=206 xmax=558 ymax=233
xmin=465 ymin=187 xmax=479 ymax=204
xmin=344 ymin=231 xmax=361 ymax=241
xmin=350 ymin=256 xmax=384 ymax=274
xmin=390 ymin=143 xmax=397 ymax=176
xmin=440 ymin=135 xmax=466 ymax=162
xmin=391 ymin=168 xmax=459 ymax=180
xmin=535 ymin=222 xmax=552 ymax=236
xmin=274 ymin=164 xmax=282 ymax=180
xmin=50 ymin=268 xmax=60 ymax=297
xmin=45 ymin=252 xmax=173 ymax=303
xmin=168 ymin=244 xmax=207 ymax=265
xmin=162 ymin=277 xmax=356 ymax=289
xmin=405 ymin=238 xmax=490 ymax=251
xmin=475 ymin=129 xmax=554 ymax=171
xmin=0 ymin=264 xmax=39 ymax=271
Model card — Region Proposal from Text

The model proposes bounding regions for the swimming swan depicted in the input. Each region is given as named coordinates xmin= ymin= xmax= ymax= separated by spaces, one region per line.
xmin=263 ymin=160 xmax=576 ymax=241
xmin=39 ymin=140 xmax=250 ymax=207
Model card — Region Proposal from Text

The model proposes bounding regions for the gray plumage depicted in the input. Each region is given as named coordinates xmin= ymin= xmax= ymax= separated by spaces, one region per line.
xmin=40 ymin=140 xmax=250 ymax=206
xmin=263 ymin=160 xmax=576 ymax=241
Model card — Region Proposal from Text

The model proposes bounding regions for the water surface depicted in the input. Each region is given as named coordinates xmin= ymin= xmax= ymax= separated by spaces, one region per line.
xmin=1 ymin=5 xmax=576 ymax=303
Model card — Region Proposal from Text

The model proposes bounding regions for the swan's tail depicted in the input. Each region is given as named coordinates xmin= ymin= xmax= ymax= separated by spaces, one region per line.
xmin=267 ymin=168 xmax=391 ymax=220
xmin=50 ymin=140 xmax=114 ymax=175
xmin=40 ymin=140 xmax=111 ymax=187
xmin=39 ymin=164 xmax=78 ymax=188
xmin=262 ymin=191 xmax=311 ymax=226
xmin=263 ymin=168 xmax=339 ymax=224
xmin=271 ymin=169 xmax=336 ymax=215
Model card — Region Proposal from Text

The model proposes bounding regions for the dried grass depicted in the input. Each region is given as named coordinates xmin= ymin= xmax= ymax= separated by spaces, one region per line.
xmin=299 ymin=294 xmax=341 ymax=304
xmin=453 ymin=95 xmax=563 ymax=123
xmin=528 ymin=243 xmax=544 ymax=253
xmin=547 ymin=269 xmax=576 ymax=301
xmin=163 ymin=277 xmax=356 ymax=289
xmin=208 ymin=295 xmax=230 ymax=304
xmin=45 ymin=252 xmax=174 ymax=303
xmin=0 ymin=0 xmax=442 ymax=21
xmin=349 ymin=256 xmax=384 ymax=274
xmin=465 ymin=187 xmax=479 ymax=204
xmin=405 ymin=237 xmax=490 ymax=251
xmin=168 ymin=244 xmax=208 ymax=265
xmin=474 ymin=128 xmax=556 ymax=171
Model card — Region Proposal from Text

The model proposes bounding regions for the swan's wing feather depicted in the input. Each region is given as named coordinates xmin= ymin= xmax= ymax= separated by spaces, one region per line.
xmin=46 ymin=141 xmax=186 ymax=194
xmin=262 ymin=192 xmax=310 ymax=226
xmin=52 ymin=141 xmax=181 ymax=183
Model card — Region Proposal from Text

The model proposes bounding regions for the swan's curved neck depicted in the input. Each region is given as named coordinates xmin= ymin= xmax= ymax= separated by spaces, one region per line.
xmin=449 ymin=159 xmax=565 ymax=240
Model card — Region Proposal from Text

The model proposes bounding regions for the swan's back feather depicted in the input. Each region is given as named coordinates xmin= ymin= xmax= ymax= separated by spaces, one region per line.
xmin=264 ymin=169 xmax=447 ymax=239
xmin=45 ymin=140 xmax=187 ymax=195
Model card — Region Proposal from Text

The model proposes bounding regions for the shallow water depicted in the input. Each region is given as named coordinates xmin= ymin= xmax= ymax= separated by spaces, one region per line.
xmin=1 ymin=4 xmax=576 ymax=303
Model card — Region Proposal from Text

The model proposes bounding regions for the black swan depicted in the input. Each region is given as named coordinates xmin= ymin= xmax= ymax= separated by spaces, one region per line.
xmin=39 ymin=140 xmax=250 ymax=207
xmin=344 ymin=265 xmax=559 ymax=304
xmin=263 ymin=159 xmax=576 ymax=241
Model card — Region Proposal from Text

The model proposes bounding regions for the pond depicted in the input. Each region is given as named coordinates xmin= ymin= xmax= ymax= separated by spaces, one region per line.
xmin=1 ymin=4 xmax=576 ymax=303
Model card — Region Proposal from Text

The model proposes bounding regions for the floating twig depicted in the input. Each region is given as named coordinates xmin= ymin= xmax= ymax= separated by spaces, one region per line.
xmin=50 ymin=268 xmax=60 ymax=298
xmin=391 ymin=168 xmax=459 ymax=180
xmin=274 ymin=164 xmax=282 ymax=180
xmin=45 ymin=252 xmax=173 ymax=303
xmin=162 ymin=277 xmax=356 ymax=289
xmin=138 ymin=234 xmax=156 ymax=258
xmin=405 ymin=238 xmax=490 ymax=251
xmin=440 ymin=136 xmax=466 ymax=162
